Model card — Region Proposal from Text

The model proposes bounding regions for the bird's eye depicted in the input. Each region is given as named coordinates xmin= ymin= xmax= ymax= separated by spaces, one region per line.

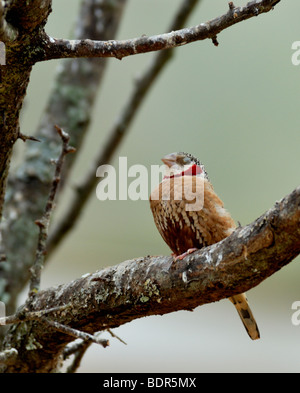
xmin=182 ymin=156 xmax=191 ymax=165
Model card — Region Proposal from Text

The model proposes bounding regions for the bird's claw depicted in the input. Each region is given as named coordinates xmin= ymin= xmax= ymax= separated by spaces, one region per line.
xmin=173 ymin=248 xmax=198 ymax=262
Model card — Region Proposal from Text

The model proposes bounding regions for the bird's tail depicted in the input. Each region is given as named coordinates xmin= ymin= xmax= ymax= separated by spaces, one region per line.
xmin=229 ymin=293 xmax=260 ymax=340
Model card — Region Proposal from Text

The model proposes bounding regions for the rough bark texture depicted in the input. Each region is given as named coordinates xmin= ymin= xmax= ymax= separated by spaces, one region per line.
xmin=1 ymin=185 xmax=299 ymax=373
xmin=38 ymin=0 xmax=281 ymax=61
xmin=0 ymin=0 xmax=127 ymax=316
xmin=0 ymin=0 xmax=52 ymax=220
xmin=0 ymin=0 xmax=293 ymax=374
xmin=0 ymin=0 xmax=282 ymax=316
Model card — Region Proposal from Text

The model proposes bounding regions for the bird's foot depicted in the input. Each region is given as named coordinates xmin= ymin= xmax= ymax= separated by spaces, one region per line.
xmin=173 ymin=248 xmax=198 ymax=262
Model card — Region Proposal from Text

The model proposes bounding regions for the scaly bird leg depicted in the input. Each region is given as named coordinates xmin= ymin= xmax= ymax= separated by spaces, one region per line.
xmin=173 ymin=248 xmax=198 ymax=262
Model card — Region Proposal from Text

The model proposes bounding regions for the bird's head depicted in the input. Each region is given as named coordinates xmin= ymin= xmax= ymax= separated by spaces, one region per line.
xmin=161 ymin=152 xmax=208 ymax=180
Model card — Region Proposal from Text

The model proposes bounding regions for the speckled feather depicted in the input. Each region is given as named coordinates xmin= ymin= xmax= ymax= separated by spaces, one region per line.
xmin=149 ymin=154 xmax=260 ymax=340
xmin=150 ymin=176 xmax=235 ymax=255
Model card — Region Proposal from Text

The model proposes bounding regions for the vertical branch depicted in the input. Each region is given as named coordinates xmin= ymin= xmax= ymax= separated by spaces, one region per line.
xmin=29 ymin=126 xmax=75 ymax=296
xmin=65 ymin=340 xmax=92 ymax=373
xmin=0 ymin=0 xmax=127 ymax=316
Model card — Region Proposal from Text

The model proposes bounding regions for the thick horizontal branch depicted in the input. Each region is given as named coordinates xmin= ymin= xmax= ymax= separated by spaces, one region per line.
xmin=2 ymin=184 xmax=299 ymax=372
xmin=39 ymin=0 xmax=281 ymax=62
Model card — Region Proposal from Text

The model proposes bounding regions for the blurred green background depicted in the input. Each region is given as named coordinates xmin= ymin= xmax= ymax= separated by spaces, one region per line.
xmin=16 ymin=0 xmax=300 ymax=372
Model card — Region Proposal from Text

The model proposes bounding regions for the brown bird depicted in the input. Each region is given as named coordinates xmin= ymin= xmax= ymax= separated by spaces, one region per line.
xmin=149 ymin=152 xmax=260 ymax=340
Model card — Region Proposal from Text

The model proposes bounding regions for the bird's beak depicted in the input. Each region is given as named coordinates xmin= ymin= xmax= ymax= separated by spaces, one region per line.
xmin=161 ymin=153 xmax=177 ymax=168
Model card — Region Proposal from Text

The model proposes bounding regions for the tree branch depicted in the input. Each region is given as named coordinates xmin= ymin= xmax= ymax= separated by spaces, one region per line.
xmin=46 ymin=0 xmax=202 ymax=256
xmin=0 ymin=2 xmax=18 ymax=42
xmin=1 ymin=184 xmax=299 ymax=372
xmin=0 ymin=0 xmax=127 ymax=317
xmin=40 ymin=0 xmax=281 ymax=62
xmin=5 ymin=0 xmax=52 ymax=32
xmin=63 ymin=339 xmax=93 ymax=373
xmin=40 ymin=317 xmax=109 ymax=348
xmin=28 ymin=126 xmax=75 ymax=296
xmin=0 ymin=0 xmax=52 ymax=222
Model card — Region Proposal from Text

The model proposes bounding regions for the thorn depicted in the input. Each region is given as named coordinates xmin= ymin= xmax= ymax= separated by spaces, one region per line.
xmin=34 ymin=219 xmax=45 ymax=228
xmin=66 ymin=146 xmax=76 ymax=154
xmin=54 ymin=124 xmax=69 ymax=143
xmin=18 ymin=132 xmax=41 ymax=143
xmin=114 ymin=54 xmax=123 ymax=61
xmin=212 ymin=36 xmax=219 ymax=47
xmin=107 ymin=328 xmax=127 ymax=345
xmin=113 ymin=49 xmax=123 ymax=61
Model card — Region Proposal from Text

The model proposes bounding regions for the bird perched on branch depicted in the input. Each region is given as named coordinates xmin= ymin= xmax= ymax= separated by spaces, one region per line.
xmin=149 ymin=152 xmax=260 ymax=340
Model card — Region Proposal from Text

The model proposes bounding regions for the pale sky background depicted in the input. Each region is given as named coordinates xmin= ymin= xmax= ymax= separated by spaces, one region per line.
xmin=15 ymin=0 xmax=300 ymax=372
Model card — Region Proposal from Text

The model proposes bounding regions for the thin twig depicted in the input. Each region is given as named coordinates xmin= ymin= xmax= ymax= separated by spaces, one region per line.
xmin=63 ymin=333 xmax=105 ymax=373
xmin=40 ymin=317 xmax=109 ymax=348
xmin=41 ymin=0 xmax=281 ymax=61
xmin=28 ymin=125 xmax=75 ymax=297
xmin=63 ymin=338 xmax=90 ymax=359
xmin=65 ymin=340 xmax=91 ymax=373
xmin=46 ymin=0 xmax=202 ymax=257
xmin=18 ymin=132 xmax=41 ymax=143
xmin=107 ymin=328 xmax=127 ymax=345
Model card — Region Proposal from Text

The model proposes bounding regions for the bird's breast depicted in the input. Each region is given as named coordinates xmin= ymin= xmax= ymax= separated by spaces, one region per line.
xmin=150 ymin=176 xmax=236 ymax=255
